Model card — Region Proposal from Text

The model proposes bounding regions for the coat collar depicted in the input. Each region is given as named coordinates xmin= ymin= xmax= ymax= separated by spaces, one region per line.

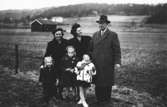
xmin=94 ymin=28 xmax=110 ymax=45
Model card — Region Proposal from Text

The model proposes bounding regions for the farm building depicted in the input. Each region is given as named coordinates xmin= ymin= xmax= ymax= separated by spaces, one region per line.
xmin=31 ymin=19 xmax=58 ymax=32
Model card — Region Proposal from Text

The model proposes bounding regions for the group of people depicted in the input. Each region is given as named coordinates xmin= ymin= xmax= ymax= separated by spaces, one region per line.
xmin=39 ymin=15 xmax=121 ymax=107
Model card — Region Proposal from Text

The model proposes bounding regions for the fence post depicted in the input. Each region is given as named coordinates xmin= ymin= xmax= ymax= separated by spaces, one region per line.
xmin=15 ymin=44 xmax=19 ymax=74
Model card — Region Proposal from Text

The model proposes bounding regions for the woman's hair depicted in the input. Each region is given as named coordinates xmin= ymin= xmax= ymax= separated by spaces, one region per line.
xmin=70 ymin=23 xmax=81 ymax=37
xmin=52 ymin=28 xmax=64 ymax=36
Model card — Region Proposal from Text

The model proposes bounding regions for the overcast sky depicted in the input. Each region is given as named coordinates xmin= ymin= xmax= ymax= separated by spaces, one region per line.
xmin=1 ymin=0 xmax=167 ymax=10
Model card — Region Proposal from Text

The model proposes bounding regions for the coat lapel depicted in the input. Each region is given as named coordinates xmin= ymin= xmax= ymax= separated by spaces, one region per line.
xmin=94 ymin=29 xmax=110 ymax=45
xmin=101 ymin=29 xmax=109 ymax=41
xmin=94 ymin=31 xmax=101 ymax=45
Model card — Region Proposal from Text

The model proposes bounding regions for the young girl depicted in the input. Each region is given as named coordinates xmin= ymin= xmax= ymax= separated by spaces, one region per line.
xmin=74 ymin=54 xmax=96 ymax=107
xmin=39 ymin=56 xmax=59 ymax=104
xmin=61 ymin=46 xmax=79 ymax=101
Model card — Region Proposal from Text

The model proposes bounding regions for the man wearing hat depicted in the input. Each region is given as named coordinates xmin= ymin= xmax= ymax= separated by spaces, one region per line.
xmin=91 ymin=15 xmax=121 ymax=105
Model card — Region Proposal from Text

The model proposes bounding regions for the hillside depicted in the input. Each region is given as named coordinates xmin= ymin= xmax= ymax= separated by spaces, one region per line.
xmin=0 ymin=8 xmax=48 ymax=20
xmin=38 ymin=3 xmax=153 ymax=18
xmin=1 ymin=3 xmax=167 ymax=25
xmin=0 ymin=3 xmax=156 ymax=22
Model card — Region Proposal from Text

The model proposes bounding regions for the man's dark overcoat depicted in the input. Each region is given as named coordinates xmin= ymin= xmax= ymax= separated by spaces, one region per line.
xmin=91 ymin=29 xmax=121 ymax=86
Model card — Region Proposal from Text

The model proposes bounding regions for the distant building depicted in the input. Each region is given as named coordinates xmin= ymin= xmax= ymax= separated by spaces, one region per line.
xmin=51 ymin=17 xmax=64 ymax=23
xmin=31 ymin=19 xmax=57 ymax=32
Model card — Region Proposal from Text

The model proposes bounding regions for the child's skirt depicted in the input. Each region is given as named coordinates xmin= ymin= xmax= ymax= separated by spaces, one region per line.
xmin=76 ymin=80 xmax=90 ymax=88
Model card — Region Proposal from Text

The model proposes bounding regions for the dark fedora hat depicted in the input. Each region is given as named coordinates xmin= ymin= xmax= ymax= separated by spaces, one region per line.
xmin=96 ymin=15 xmax=110 ymax=24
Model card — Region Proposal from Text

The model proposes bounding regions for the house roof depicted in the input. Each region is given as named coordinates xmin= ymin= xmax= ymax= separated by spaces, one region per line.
xmin=31 ymin=19 xmax=68 ymax=25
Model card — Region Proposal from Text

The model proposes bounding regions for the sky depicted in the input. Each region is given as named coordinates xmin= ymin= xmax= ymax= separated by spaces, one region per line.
xmin=1 ymin=0 xmax=167 ymax=10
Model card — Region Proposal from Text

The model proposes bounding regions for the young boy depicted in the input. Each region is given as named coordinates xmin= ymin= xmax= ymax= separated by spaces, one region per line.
xmin=75 ymin=54 xmax=96 ymax=107
xmin=39 ymin=56 xmax=59 ymax=104
xmin=61 ymin=46 xmax=79 ymax=101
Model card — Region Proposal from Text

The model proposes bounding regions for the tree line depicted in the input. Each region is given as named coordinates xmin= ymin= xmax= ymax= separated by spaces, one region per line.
xmin=0 ymin=3 xmax=167 ymax=25
xmin=146 ymin=4 xmax=167 ymax=24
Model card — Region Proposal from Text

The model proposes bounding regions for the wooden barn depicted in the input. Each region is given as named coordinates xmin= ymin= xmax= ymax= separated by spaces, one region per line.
xmin=31 ymin=19 xmax=57 ymax=32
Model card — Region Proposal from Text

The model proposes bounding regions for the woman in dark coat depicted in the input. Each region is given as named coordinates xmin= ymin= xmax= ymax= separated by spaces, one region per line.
xmin=44 ymin=28 xmax=68 ymax=77
xmin=91 ymin=15 xmax=121 ymax=105
xmin=68 ymin=23 xmax=92 ymax=102
xmin=69 ymin=23 xmax=92 ymax=60
xmin=40 ymin=28 xmax=68 ymax=102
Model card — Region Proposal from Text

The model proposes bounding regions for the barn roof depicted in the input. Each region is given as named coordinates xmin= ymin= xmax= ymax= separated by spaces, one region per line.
xmin=31 ymin=19 xmax=57 ymax=25
xmin=31 ymin=19 xmax=68 ymax=25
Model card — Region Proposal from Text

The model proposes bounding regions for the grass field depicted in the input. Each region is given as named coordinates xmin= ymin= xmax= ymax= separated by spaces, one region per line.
xmin=0 ymin=15 xmax=167 ymax=106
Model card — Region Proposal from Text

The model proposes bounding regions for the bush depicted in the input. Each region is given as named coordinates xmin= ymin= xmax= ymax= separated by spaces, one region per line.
xmin=146 ymin=4 xmax=167 ymax=24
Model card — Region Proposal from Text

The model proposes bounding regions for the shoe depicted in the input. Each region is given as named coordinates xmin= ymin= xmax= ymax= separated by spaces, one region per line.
xmin=74 ymin=96 xmax=80 ymax=102
xmin=65 ymin=96 xmax=71 ymax=103
xmin=77 ymin=100 xmax=82 ymax=104
xmin=90 ymin=101 xmax=107 ymax=107
xmin=48 ymin=99 xmax=56 ymax=107
xmin=91 ymin=101 xmax=103 ymax=105
xmin=82 ymin=101 xmax=89 ymax=107
xmin=101 ymin=100 xmax=113 ymax=107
